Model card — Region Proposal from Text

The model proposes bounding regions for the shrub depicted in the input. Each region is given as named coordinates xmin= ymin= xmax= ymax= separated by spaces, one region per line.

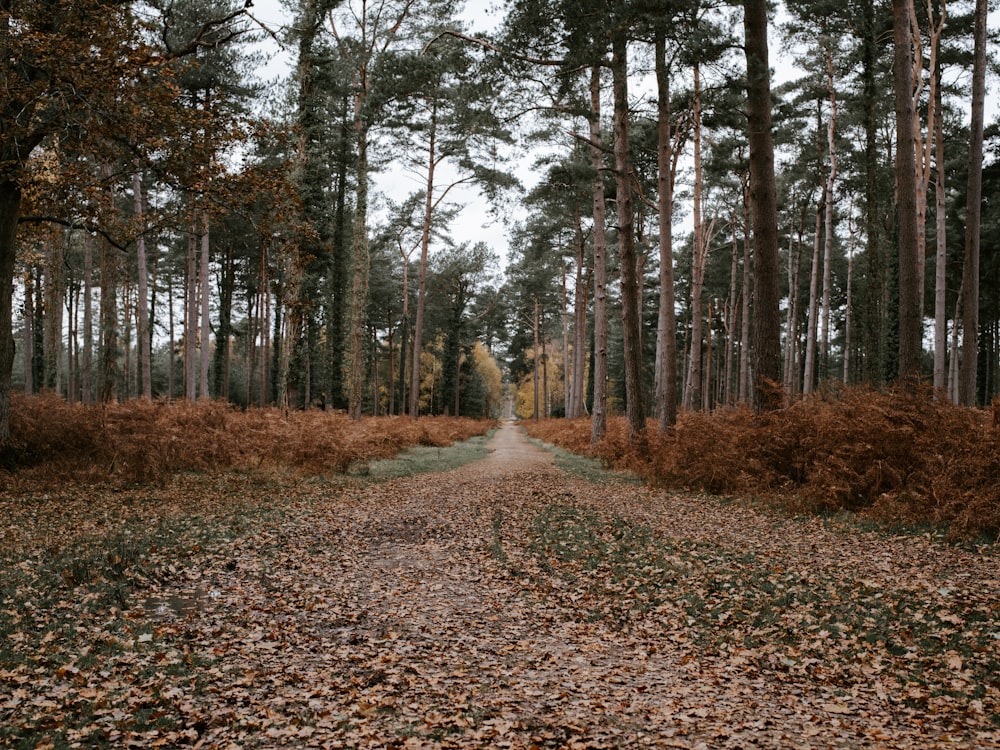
xmin=4 ymin=393 xmax=493 ymax=488
xmin=523 ymin=386 xmax=1000 ymax=541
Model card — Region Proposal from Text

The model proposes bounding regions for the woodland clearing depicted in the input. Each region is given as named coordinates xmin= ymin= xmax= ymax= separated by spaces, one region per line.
xmin=1 ymin=419 xmax=998 ymax=748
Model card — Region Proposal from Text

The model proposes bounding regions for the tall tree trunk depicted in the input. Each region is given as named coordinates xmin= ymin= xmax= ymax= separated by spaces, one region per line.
xmin=959 ymin=0 xmax=986 ymax=405
xmin=569 ymin=207 xmax=588 ymax=420
xmin=133 ymin=173 xmax=152 ymax=400
xmin=82 ymin=234 xmax=93 ymax=404
xmin=785 ymin=219 xmax=803 ymax=396
xmin=684 ymin=64 xmax=705 ymax=412
xmin=611 ymin=30 xmax=645 ymax=439
xmin=0 ymin=180 xmax=18 ymax=444
xmin=739 ymin=186 xmax=752 ymax=402
xmin=844 ymin=209 xmax=857 ymax=383
xmin=23 ymin=268 xmax=34 ymax=396
xmin=725 ymin=224 xmax=739 ymax=406
xmin=820 ymin=49 xmax=838 ymax=382
xmin=410 ymin=103 xmax=437 ymax=419
xmin=862 ymin=0 xmax=888 ymax=384
xmin=214 ymin=244 xmax=234 ymax=401
xmin=932 ymin=76 xmax=947 ymax=392
xmin=533 ymin=296 xmax=540 ymax=421
xmin=43 ymin=230 xmax=64 ymax=393
xmin=893 ymin=0 xmax=924 ymax=381
xmin=589 ymin=65 xmax=608 ymax=445
xmin=99 ymin=233 xmax=120 ymax=404
xmin=561 ymin=262 xmax=571 ymax=416
xmin=185 ymin=212 xmax=198 ymax=400
xmin=199 ymin=211 xmax=211 ymax=399
xmin=744 ymin=0 xmax=783 ymax=409
xmin=347 ymin=135 xmax=369 ymax=420
xmin=910 ymin=0 xmax=946 ymax=326
xmin=804 ymin=187 xmax=824 ymax=394
xmin=654 ymin=36 xmax=677 ymax=431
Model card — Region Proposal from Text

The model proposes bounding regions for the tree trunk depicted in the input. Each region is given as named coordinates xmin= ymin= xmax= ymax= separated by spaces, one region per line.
xmin=99 ymin=233 xmax=120 ymax=404
xmin=561 ymin=262 xmax=571 ymax=416
xmin=133 ymin=173 xmax=152 ymax=400
xmin=533 ymin=296 xmax=540 ymax=421
xmin=684 ymin=65 xmax=705 ymax=412
xmin=744 ymin=0 xmax=783 ymax=409
xmin=611 ymin=31 xmax=645 ymax=439
xmin=199 ymin=211 xmax=211 ymax=399
xmin=862 ymin=0 xmax=888 ymax=385
xmin=23 ymin=268 xmax=34 ymax=396
xmin=785 ymin=219 xmax=803 ymax=396
xmin=570 ymin=208 xmax=588 ymax=420
xmin=740 ymin=189 xmax=752 ymax=402
xmin=803 ymin=188 xmax=823 ymax=395
xmin=959 ymin=0 xmax=986 ymax=405
xmin=0 ymin=180 xmax=18 ymax=444
xmin=844 ymin=209 xmax=857 ymax=383
xmin=725 ymin=224 xmax=739 ymax=406
xmin=185 ymin=212 xmax=198 ymax=400
xmin=410 ymin=103 xmax=437 ymax=419
xmin=820 ymin=48 xmax=838 ymax=382
xmin=347 ymin=133 xmax=369 ymax=420
xmin=589 ymin=65 xmax=608 ymax=445
xmin=932 ymin=76 xmax=947 ymax=392
xmin=893 ymin=0 xmax=924 ymax=382
xmin=654 ymin=36 xmax=677 ymax=431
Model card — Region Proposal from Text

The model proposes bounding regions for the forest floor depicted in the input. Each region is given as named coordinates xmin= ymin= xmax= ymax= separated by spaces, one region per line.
xmin=2 ymin=422 xmax=999 ymax=748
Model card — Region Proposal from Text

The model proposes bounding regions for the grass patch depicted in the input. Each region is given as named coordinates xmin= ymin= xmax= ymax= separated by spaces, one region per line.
xmin=523 ymin=435 xmax=641 ymax=485
xmin=349 ymin=431 xmax=494 ymax=480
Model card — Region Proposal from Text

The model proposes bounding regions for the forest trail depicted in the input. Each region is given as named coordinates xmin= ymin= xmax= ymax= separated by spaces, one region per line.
xmin=141 ymin=423 xmax=998 ymax=748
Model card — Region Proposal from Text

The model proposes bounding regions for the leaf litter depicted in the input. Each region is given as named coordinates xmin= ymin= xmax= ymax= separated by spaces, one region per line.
xmin=2 ymin=422 xmax=999 ymax=748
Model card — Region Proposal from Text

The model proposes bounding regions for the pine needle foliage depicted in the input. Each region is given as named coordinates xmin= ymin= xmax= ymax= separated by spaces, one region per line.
xmin=524 ymin=386 xmax=1000 ymax=541
xmin=6 ymin=393 xmax=492 ymax=487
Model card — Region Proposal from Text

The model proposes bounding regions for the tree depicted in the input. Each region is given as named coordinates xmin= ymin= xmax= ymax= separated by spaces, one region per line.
xmin=959 ymin=0 xmax=986 ymax=405
xmin=743 ymin=0 xmax=782 ymax=409
xmin=893 ymin=0 xmax=923 ymax=382
xmin=608 ymin=22 xmax=646 ymax=438
xmin=329 ymin=0 xmax=419 ymax=419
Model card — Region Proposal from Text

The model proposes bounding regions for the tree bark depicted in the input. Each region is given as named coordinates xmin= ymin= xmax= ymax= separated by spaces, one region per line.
xmin=81 ymin=235 xmax=93 ymax=404
xmin=347 ymin=136 xmax=369 ymax=420
xmin=959 ymin=0 xmax=986 ymax=405
xmin=185 ymin=212 xmax=198 ymax=401
xmin=410 ymin=103 xmax=437 ymax=419
xmin=654 ymin=36 xmax=677 ymax=430
xmin=893 ymin=0 xmax=923 ymax=382
xmin=684 ymin=65 xmax=705 ymax=412
xmin=589 ymin=65 xmax=608 ymax=445
xmin=23 ymin=267 xmax=34 ymax=396
xmin=0 ymin=180 xmax=17 ymax=445
xmin=820 ymin=48 xmax=838 ymax=382
xmin=743 ymin=0 xmax=783 ymax=409
xmin=803 ymin=187 xmax=824 ymax=395
xmin=199 ymin=211 xmax=211 ymax=399
xmin=611 ymin=30 xmax=645 ymax=439
xmin=133 ymin=173 xmax=152 ymax=400
xmin=932 ymin=76 xmax=947 ymax=392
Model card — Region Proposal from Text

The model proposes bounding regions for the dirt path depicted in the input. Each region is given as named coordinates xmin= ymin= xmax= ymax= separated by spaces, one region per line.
xmin=150 ymin=423 xmax=997 ymax=748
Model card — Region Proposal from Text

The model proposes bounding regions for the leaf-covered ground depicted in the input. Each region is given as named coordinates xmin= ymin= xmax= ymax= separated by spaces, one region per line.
xmin=2 ymin=423 xmax=998 ymax=748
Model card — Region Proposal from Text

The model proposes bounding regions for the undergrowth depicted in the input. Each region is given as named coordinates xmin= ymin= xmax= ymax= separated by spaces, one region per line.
xmin=522 ymin=385 xmax=1000 ymax=542
xmin=4 ymin=393 xmax=494 ymax=488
